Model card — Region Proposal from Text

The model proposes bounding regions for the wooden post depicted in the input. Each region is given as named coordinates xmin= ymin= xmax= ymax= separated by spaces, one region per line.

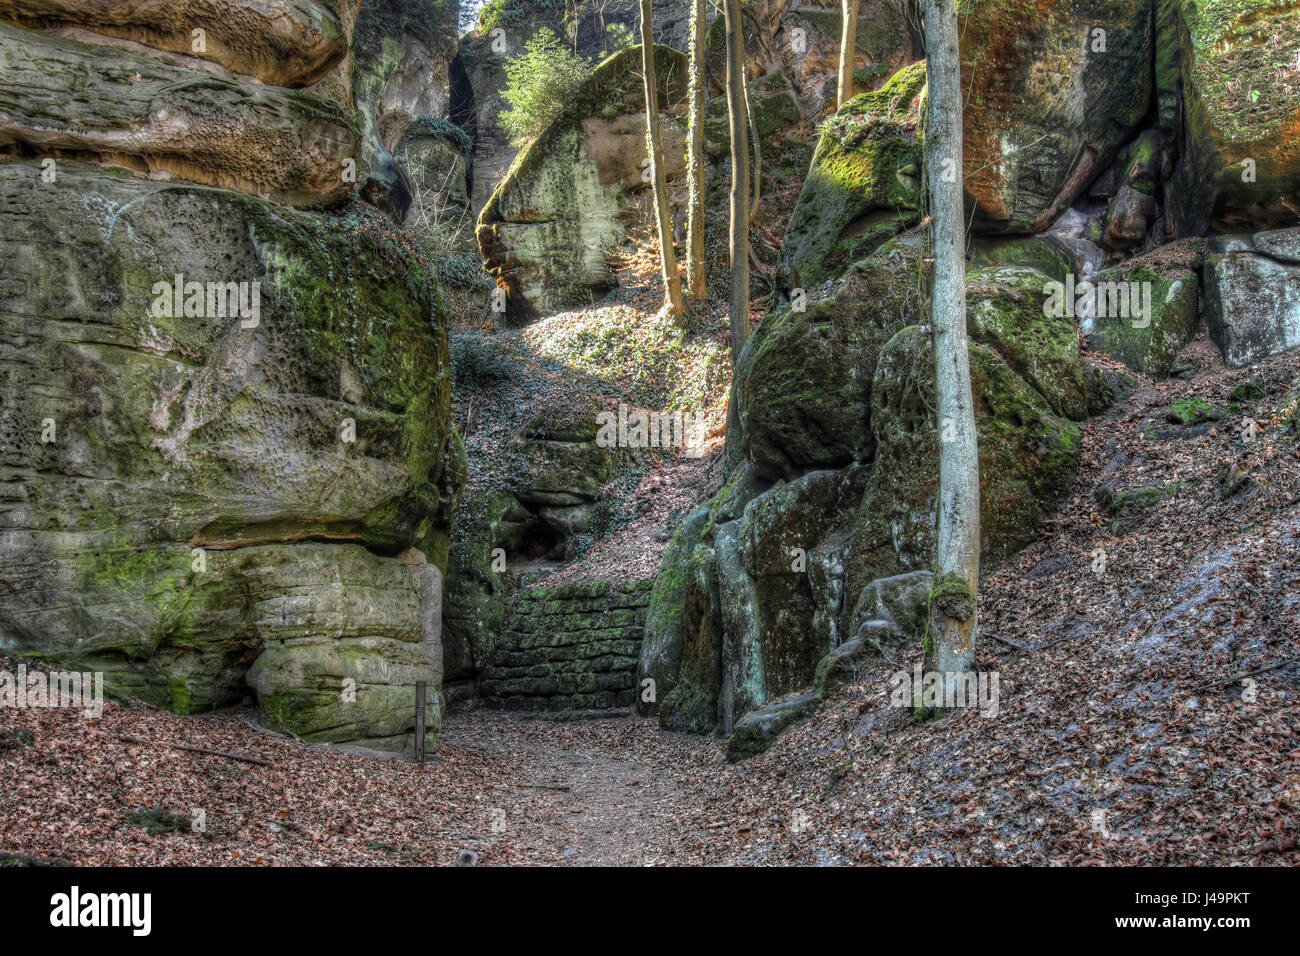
xmin=415 ymin=680 xmax=426 ymax=764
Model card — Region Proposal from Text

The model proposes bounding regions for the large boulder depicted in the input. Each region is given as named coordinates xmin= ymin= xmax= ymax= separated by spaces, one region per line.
xmin=398 ymin=117 xmax=473 ymax=215
xmin=0 ymin=0 xmax=358 ymax=87
xmin=0 ymin=159 xmax=462 ymax=749
xmin=1204 ymin=229 xmax=1300 ymax=368
xmin=462 ymin=0 xmax=692 ymax=216
xmin=738 ymin=239 xmax=927 ymax=481
xmin=648 ymin=256 xmax=1087 ymax=738
xmin=1159 ymin=0 xmax=1300 ymax=235
xmin=777 ymin=61 xmax=925 ymax=291
xmin=960 ymin=0 xmax=1152 ymax=233
xmin=0 ymin=21 xmax=359 ymax=207
xmin=477 ymin=44 xmax=689 ymax=325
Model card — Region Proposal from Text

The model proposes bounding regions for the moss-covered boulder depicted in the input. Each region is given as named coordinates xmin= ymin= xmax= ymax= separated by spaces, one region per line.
xmin=1158 ymin=0 xmax=1300 ymax=234
xmin=703 ymin=0 xmax=915 ymax=113
xmin=398 ymin=116 xmax=473 ymax=213
xmin=725 ymin=690 xmax=819 ymax=762
xmin=650 ymin=255 xmax=1084 ymax=740
xmin=814 ymin=569 xmax=932 ymax=698
xmin=654 ymin=463 xmax=866 ymax=734
xmin=654 ymin=464 xmax=763 ymax=732
xmin=846 ymin=323 xmax=1082 ymax=603
xmin=0 ymin=159 xmax=462 ymax=748
xmin=737 ymin=240 xmax=927 ymax=480
xmin=0 ymin=21 xmax=360 ymax=208
xmin=777 ymin=61 xmax=925 ymax=291
xmin=441 ymin=487 xmax=526 ymax=703
xmin=1085 ymin=262 xmax=1200 ymax=378
xmin=967 ymin=237 xmax=1076 ymax=285
xmin=477 ymin=44 xmax=689 ymax=325
xmin=959 ymin=0 xmax=1152 ymax=233
xmin=965 ymin=267 xmax=1088 ymax=421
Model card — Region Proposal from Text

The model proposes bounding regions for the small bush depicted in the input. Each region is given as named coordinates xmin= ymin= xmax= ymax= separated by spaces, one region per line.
xmin=439 ymin=252 xmax=495 ymax=291
xmin=452 ymin=333 xmax=512 ymax=390
xmin=127 ymin=808 xmax=192 ymax=836
xmin=500 ymin=29 xmax=593 ymax=146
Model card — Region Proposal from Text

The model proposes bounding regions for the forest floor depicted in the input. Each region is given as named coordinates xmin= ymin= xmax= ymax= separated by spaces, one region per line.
xmin=4 ymin=330 xmax=1299 ymax=867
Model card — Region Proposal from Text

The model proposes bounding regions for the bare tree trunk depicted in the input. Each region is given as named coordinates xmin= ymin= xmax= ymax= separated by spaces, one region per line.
xmin=684 ymin=0 xmax=707 ymax=300
xmin=838 ymin=0 xmax=860 ymax=108
xmin=640 ymin=0 xmax=684 ymax=316
xmin=924 ymin=0 xmax=978 ymax=678
xmin=743 ymin=73 xmax=760 ymax=227
xmin=722 ymin=0 xmax=749 ymax=358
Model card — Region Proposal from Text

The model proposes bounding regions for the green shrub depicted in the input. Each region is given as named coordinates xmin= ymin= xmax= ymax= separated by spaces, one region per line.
xmin=500 ymin=28 xmax=594 ymax=146
xmin=452 ymin=333 xmax=513 ymax=390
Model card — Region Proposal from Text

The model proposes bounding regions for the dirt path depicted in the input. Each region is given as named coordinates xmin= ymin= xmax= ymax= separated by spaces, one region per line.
xmin=439 ymin=710 xmax=727 ymax=865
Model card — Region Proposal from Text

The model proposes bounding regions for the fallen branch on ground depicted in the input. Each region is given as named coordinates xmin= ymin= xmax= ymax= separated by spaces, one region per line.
xmin=118 ymin=734 xmax=272 ymax=767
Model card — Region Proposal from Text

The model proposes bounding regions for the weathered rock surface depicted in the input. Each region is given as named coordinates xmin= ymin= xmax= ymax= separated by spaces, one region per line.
xmin=726 ymin=690 xmax=819 ymax=762
xmin=0 ymin=21 xmax=359 ymax=207
xmin=1086 ymin=261 xmax=1200 ymax=378
xmin=476 ymin=580 xmax=652 ymax=711
xmin=1159 ymin=0 xmax=1300 ymax=235
xmin=0 ymin=159 xmax=461 ymax=747
xmin=814 ymin=570 xmax=932 ymax=698
xmin=398 ymin=117 xmax=472 ymax=214
xmin=1204 ymin=229 xmax=1300 ymax=368
xmin=960 ymin=0 xmax=1152 ymax=233
xmin=846 ymin=320 xmax=1082 ymax=601
xmin=704 ymin=0 xmax=916 ymax=115
xmin=0 ymin=0 xmax=357 ymax=87
xmin=477 ymin=44 xmax=689 ymax=324
xmin=646 ymin=255 xmax=1086 ymax=739
xmin=739 ymin=240 xmax=927 ymax=481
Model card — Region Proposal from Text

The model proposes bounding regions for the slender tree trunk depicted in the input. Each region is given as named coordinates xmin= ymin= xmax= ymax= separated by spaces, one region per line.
xmin=722 ymin=0 xmax=749 ymax=358
xmin=684 ymin=0 xmax=707 ymax=300
xmin=743 ymin=74 xmax=760 ymax=226
xmin=838 ymin=0 xmax=860 ymax=108
xmin=640 ymin=0 xmax=684 ymax=316
xmin=924 ymin=0 xmax=978 ymax=678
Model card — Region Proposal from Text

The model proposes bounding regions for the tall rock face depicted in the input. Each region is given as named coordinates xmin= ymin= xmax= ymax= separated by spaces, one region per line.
xmin=352 ymin=0 xmax=460 ymax=219
xmin=1158 ymin=0 xmax=1300 ymax=236
xmin=0 ymin=0 xmax=358 ymax=87
xmin=1204 ymin=229 xmax=1300 ymax=368
xmin=0 ymin=3 xmax=462 ymax=751
xmin=959 ymin=0 xmax=1152 ymax=233
xmin=476 ymin=44 xmax=689 ymax=325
